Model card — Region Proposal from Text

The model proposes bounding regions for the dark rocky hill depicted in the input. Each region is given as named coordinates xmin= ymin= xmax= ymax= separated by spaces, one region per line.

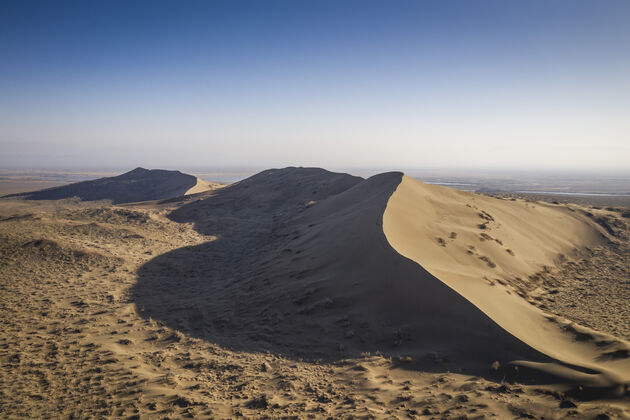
xmin=4 ymin=167 xmax=200 ymax=204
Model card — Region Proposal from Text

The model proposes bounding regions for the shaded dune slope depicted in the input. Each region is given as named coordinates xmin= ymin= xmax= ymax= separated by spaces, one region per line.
xmin=4 ymin=167 xmax=207 ymax=204
xmin=133 ymin=167 xmax=630 ymax=387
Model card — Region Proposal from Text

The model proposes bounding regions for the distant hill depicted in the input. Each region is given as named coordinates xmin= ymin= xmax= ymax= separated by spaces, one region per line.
xmin=3 ymin=167 xmax=212 ymax=204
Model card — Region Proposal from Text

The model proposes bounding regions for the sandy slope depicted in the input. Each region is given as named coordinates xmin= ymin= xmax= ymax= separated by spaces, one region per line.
xmin=184 ymin=177 xmax=215 ymax=195
xmin=384 ymin=175 xmax=630 ymax=387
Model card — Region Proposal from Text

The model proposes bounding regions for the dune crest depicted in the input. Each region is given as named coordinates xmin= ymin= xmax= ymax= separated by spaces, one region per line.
xmin=383 ymin=175 xmax=630 ymax=385
xmin=183 ymin=177 xmax=215 ymax=195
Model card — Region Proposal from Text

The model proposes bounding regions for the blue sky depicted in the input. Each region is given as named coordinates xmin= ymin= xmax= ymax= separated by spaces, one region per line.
xmin=1 ymin=1 xmax=629 ymax=171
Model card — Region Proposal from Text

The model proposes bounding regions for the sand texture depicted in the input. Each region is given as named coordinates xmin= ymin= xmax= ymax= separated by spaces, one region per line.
xmin=1 ymin=167 xmax=629 ymax=419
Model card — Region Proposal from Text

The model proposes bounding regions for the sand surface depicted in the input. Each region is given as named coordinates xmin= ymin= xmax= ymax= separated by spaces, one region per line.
xmin=1 ymin=167 xmax=629 ymax=418
xmin=184 ymin=178 xmax=218 ymax=195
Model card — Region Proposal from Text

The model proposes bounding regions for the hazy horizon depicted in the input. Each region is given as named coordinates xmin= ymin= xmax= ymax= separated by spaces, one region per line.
xmin=3 ymin=164 xmax=630 ymax=183
xmin=1 ymin=1 xmax=629 ymax=172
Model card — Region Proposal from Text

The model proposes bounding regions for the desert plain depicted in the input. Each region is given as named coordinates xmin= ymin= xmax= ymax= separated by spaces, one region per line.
xmin=0 ymin=167 xmax=629 ymax=419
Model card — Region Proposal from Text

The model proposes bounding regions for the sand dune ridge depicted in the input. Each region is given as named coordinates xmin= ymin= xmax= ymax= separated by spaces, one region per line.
xmin=132 ymin=168 xmax=630 ymax=388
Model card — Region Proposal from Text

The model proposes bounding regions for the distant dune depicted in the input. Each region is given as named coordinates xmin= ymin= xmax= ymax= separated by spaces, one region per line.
xmin=2 ymin=167 xmax=215 ymax=204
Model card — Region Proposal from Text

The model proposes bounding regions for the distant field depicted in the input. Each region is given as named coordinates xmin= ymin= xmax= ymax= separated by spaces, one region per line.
xmin=0 ymin=180 xmax=70 ymax=196
xmin=500 ymin=192 xmax=630 ymax=208
xmin=0 ymin=171 xmax=115 ymax=196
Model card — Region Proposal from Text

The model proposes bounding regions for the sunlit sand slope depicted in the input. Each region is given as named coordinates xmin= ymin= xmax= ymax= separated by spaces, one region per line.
xmin=184 ymin=178 xmax=215 ymax=195
xmin=384 ymin=175 xmax=630 ymax=386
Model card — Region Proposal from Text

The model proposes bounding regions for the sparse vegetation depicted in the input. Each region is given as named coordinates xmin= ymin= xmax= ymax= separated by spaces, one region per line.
xmin=478 ymin=255 xmax=496 ymax=268
xmin=479 ymin=233 xmax=493 ymax=241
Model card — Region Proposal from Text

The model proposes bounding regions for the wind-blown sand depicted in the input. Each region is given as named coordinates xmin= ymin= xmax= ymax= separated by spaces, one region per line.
xmin=0 ymin=167 xmax=628 ymax=418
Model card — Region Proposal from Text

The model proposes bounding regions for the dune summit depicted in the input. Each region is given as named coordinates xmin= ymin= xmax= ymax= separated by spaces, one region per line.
xmin=134 ymin=167 xmax=630 ymax=390
xmin=3 ymin=167 xmax=213 ymax=204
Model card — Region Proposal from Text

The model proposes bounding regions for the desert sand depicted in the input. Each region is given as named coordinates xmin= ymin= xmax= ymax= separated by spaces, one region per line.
xmin=0 ymin=167 xmax=629 ymax=419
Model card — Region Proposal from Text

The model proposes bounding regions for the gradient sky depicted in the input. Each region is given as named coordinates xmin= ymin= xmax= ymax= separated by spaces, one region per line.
xmin=1 ymin=1 xmax=629 ymax=171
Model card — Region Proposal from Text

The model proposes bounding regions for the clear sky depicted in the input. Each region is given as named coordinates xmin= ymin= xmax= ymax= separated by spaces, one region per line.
xmin=1 ymin=1 xmax=629 ymax=172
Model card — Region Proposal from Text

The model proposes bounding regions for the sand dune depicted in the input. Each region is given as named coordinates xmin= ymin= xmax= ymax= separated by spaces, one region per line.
xmin=136 ymin=167 xmax=630 ymax=388
xmin=3 ymin=167 xmax=215 ymax=204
